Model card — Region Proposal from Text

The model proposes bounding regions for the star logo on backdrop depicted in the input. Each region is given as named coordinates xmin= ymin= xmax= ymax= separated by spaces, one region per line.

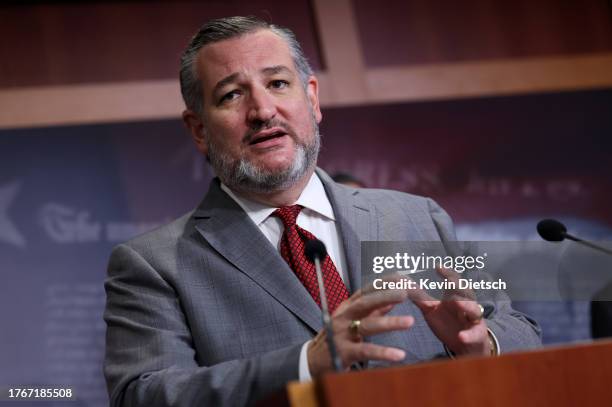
xmin=0 ymin=181 xmax=26 ymax=248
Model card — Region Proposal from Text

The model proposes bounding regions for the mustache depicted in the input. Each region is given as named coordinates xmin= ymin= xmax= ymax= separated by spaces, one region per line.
xmin=242 ymin=119 xmax=296 ymax=144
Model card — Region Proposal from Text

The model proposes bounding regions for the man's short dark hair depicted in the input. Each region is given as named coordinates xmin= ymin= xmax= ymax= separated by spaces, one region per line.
xmin=179 ymin=16 xmax=314 ymax=116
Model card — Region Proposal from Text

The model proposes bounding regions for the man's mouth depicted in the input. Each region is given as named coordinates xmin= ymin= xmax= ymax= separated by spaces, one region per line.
xmin=249 ymin=129 xmax=287 ymax=145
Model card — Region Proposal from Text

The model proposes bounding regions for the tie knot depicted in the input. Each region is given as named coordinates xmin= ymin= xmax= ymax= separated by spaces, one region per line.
xmin=273 ymin=205 xmax=303 ymax=228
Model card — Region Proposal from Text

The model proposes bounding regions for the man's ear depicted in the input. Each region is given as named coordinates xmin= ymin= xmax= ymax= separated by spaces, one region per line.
xmin=182 ymin=109 xmax=208 ymax=156
xmin=306 ymin=75 xmax=322 ymax=123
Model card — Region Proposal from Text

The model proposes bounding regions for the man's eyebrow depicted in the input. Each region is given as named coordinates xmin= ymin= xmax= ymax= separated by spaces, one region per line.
xmin=212 ymin=72 xmax=240 ymax=96
xmin=212 ymin=66 xmax=294 ymax=96
xmin=261 ymin=65 xmax=293 ymax=76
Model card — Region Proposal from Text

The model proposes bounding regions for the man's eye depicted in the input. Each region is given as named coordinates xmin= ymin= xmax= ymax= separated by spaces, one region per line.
xmin=220 ymin=90 xmax=240 ymax=103
xmin=270 ymin=80 xmax=289 ymax=89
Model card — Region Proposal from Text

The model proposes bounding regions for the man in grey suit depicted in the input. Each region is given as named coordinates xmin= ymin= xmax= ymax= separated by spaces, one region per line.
xmin=104 ymin=16 xmax=541 ymax=407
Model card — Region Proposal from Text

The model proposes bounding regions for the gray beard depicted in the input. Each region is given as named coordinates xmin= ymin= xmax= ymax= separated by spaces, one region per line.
xmin=207 ymin=125 xmax=320 ymax=194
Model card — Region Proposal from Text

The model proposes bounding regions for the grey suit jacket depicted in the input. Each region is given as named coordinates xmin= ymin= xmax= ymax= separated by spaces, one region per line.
xmin=104 ymin=169 xmax=541 ymax=406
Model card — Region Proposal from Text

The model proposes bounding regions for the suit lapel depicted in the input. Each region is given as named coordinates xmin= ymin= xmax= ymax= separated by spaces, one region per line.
xmin=317 ymin=169 xmax=377 ymax=294
xmin=192 ymin=180 xmax=322 ymax=333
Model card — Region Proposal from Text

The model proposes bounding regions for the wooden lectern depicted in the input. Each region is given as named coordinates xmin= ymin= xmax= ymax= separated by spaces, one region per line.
xmin=284 ymin=340 xmax=612 ymax=406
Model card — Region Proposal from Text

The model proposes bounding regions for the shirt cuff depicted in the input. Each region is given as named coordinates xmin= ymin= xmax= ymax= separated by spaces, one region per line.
xmin=488 ymin=328 xmax=501 ymax=354
xmin=299 ymin=340 xmax=313 ymax=382
xmin=444 ymin=328 xmax=501 ymax=358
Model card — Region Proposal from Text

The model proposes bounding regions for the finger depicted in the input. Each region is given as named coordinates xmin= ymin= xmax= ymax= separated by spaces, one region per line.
xmin=370 ymin=304 xmax=394 ymax=317
xmin=443 ymin=323 xmax=492 ymax=357
xmin=344 ymin=342 xmax=406 ymax=365
xmin=346 ymin=289 xmax=408 ymax=319
xmin=436 ymin=266 xmax=460 ymax=284
xmin=411 ymin=298 xmax=441 ymax=314
xmin=431 ymin=298 xmax=481 ymax=325
xmin=457 ymin=301 xmax=484 ymax=324
xmin=347 ymin=273 xmax=406 ymax=305
xmin=403 ymin=281 xmax=439 ymax=312
xmin=349 ymin=288 xmax=363 ymax=301
xmin=362 ymin=273 xmax=406 ymax=296
xmin=358 ymin=315 xmax=414 ymax=337
xmin=458 ymin=322 xmax=488 ymax=344
xmin=342 ymin=288 xmax=364 ymax=305
xmin=331 ymin=289 xmax=365 ymax=316
xmin=436 ymin=267 xmax=476 ymax=301
xmin=404 ymin=284 xmax=436 ymax=304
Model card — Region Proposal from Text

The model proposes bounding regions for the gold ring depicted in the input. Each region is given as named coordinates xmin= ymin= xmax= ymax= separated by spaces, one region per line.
xmin=349 ymin=320 xmax=361 ymax=338
xmin=478 ymin=303 xmax=485 ymax=319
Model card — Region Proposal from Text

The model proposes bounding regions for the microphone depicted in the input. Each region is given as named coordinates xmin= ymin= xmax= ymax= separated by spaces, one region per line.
xmin=305 ymin=238 xmax=327 ymax=265
xmin=537 ymin=218 xmax=612 ymax=256
xmin=305 ymin=239 xmax=342 ymax=372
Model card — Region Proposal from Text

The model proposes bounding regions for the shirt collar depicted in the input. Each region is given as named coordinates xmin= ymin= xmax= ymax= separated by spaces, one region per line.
xmin=220 ymin=172 xmax=335 ymax=226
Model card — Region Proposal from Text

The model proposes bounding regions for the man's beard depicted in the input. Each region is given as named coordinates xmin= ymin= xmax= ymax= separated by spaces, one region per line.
xmin=206 ymin=118 xmax=320 ymax=194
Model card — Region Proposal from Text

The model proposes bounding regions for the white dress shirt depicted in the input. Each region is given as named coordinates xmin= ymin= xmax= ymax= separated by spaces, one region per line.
xmin=220 ymin=172 xmax=347 ymax=381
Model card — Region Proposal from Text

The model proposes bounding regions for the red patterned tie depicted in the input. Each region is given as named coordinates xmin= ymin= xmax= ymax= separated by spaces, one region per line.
xmin=273 ymin=205 xmax=349 ymax=314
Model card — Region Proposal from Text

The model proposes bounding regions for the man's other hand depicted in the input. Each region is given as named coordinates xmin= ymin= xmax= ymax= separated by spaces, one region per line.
xmin=307 ymin=284 xmax=414 ymax=377
xmin=408 ymin=267 xmax=492 ymax=357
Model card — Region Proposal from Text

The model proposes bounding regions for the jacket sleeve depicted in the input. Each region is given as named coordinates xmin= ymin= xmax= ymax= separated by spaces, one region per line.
xmin=104 ymin=244 xmax=302 ymax=407
xmin=426 ymin=198 xmax=543 ymax=353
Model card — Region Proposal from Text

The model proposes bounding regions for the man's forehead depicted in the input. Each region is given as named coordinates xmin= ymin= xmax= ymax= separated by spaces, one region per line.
xmin=196 ymin=29 xmax=295 ymax=85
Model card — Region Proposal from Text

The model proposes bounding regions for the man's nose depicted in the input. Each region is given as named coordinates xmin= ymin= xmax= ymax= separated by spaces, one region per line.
xmin=247 ymin=87 xmax=277 ymax=124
